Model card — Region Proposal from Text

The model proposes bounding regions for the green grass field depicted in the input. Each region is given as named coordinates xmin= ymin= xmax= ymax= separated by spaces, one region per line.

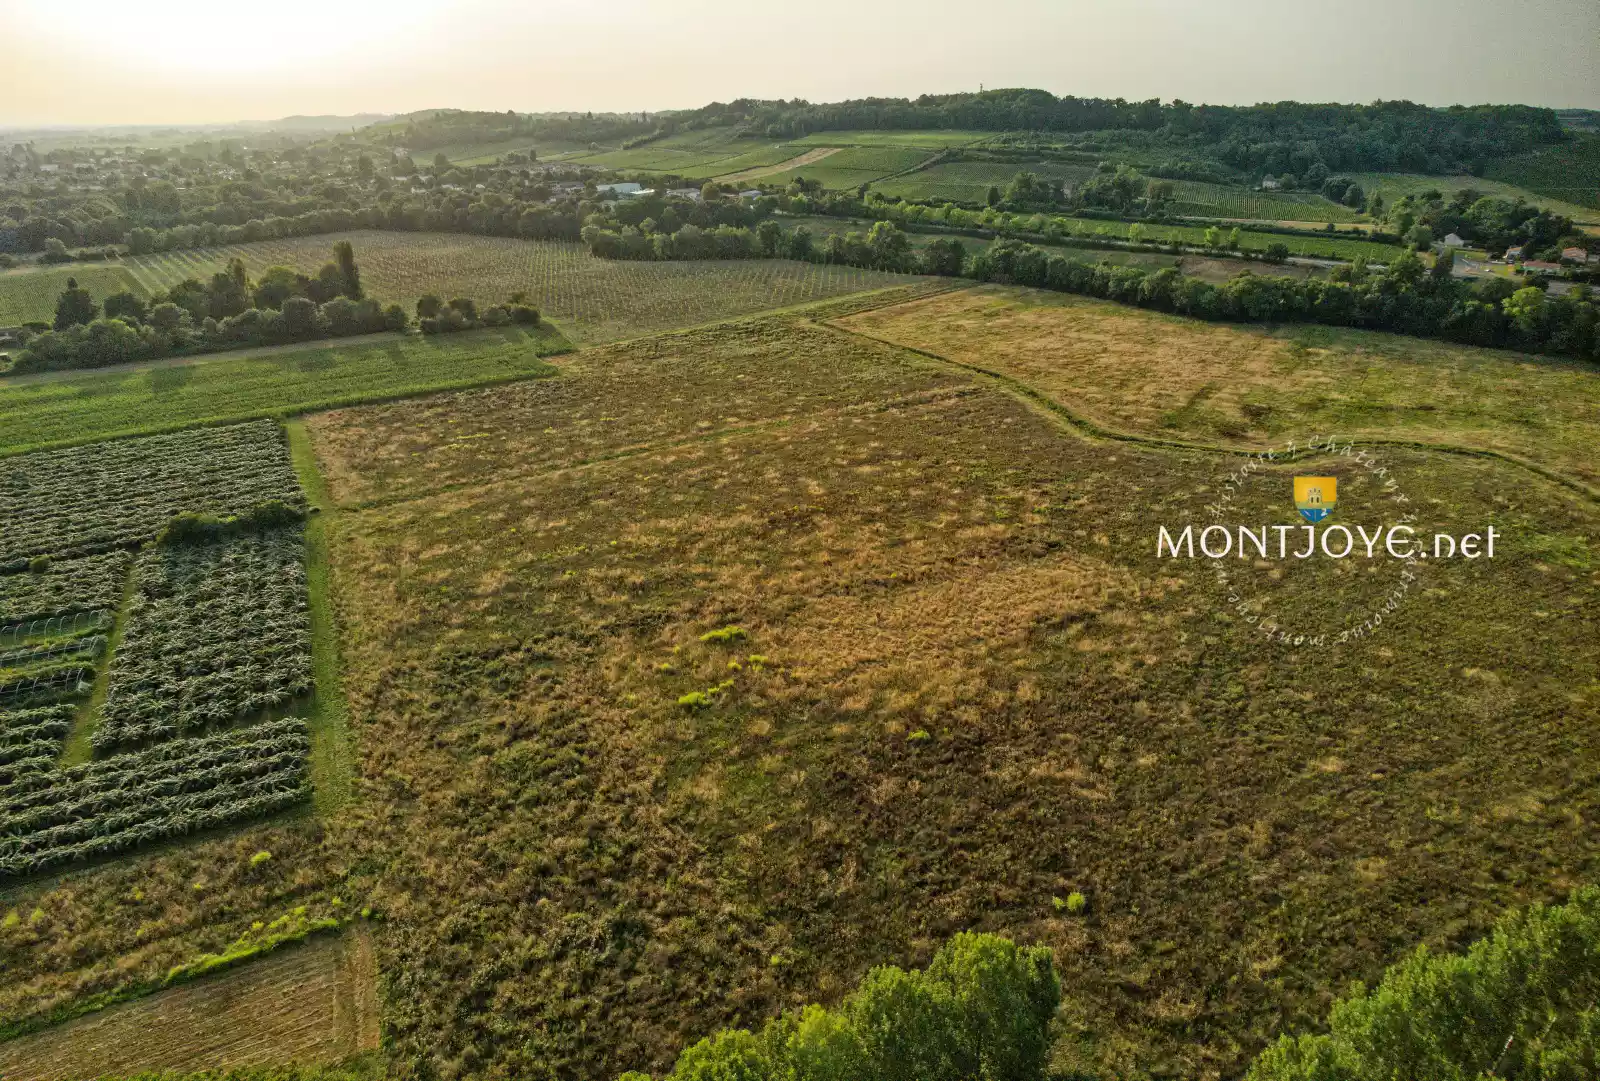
xmin=1353 ymin=171 xmax=1600 ymax=224
xmin=97 ymin=231 xmax=922 ymax=343
xmin=1047 ymin=216 xmax=1398 ymax=261
xmin=762 ymin=146 xmax=936 ymax=190
xmin=872 ymin=160 xmax=1098 ymax=202
xmin=0 ymin=264 xmax=145 ymax=326
xmin=787 ymin=130 xmax=997 ymax=148
xmin=0 ymin=325 xmax=568 ymax=454
xmin=1165 ymin=180 xmax=1364 ymax=223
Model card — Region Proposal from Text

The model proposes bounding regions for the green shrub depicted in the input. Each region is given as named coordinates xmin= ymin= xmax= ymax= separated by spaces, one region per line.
xmin=699 ymin=625 xmax=748 ymax=644
xmin=1248 ymin=885 xmax=1600 ymax=1081
xmin=154 ymin=500 xmax=305 ymax=546
xmin=626 ymin=932 xmax=1060 ymax=1081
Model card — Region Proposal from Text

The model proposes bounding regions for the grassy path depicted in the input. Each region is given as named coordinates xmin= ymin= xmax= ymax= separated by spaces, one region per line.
xmin=284 ymin=420 xmax=356 ymax=816
xmin=1 ymin=331 xmax=405 ymax=386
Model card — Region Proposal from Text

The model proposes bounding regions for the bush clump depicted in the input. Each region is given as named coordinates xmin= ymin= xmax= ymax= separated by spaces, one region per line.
xmin=1248 ymin=885 xmax=1600 ymax=1081
xmin=622 ymin=932 xmax=1060 ymax=1081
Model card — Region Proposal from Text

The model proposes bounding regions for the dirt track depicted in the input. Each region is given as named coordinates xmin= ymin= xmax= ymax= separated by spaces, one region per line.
xmin=715 ymin=146 xmax=841 ymax=183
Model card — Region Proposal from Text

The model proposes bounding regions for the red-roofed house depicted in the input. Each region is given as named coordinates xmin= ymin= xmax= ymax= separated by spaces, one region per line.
xmin=1561 ymin=246 xmax=1591 ymax=264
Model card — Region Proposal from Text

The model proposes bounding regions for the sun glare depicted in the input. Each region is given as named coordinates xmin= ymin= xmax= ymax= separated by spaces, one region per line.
xmin=14 ymin=0 xmax=444 ymax=77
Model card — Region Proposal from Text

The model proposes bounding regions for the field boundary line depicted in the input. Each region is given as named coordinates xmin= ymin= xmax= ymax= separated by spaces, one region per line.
xmin=284 ymin=419 xmax=357 ymax=815
xmin=0 ymin=919 xmax=354 ymax=1051
xmin=57 ymin=565 xmax=137 ymax=766
xmin=823 ymin=319 xmax=1600 ymax=505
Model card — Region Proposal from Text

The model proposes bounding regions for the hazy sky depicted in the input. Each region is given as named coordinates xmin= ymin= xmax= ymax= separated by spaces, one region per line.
xmin=2 ymin=0 xmax=1596 ymax=127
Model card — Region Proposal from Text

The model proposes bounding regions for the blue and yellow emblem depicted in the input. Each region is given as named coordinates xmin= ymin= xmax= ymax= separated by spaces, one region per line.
xmin=1293 ymin=476 xmax=1337 ymax=523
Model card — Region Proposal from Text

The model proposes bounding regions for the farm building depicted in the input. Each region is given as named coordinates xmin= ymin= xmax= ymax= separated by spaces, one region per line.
xmin=1442 ymin=233 xmax=1466 ymax=248
xmin=739 ymin=189 xmax=765 ymax=200
xmin=596 ymin=182 xmax=643 ymax=196
xmin=665 ymin=188 xmax=703 ymax=201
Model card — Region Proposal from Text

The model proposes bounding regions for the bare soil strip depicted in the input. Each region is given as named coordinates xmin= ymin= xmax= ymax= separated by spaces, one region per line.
xmin=714 ymin=146 xmax=841 ymax=183
xmin=0 ymin=930 xmax=379 ymax=1081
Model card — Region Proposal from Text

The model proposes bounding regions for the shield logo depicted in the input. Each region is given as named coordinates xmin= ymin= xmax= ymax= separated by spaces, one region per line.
xmin=1294 ymin=476 xmax=1337 ymax=523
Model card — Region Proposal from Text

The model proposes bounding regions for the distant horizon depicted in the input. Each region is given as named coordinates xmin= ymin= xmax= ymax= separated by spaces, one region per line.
xmin=2 ymin=94 xmax=1598 ymax=137
xmin=2 ymin=0 xmax=1596 ymax=127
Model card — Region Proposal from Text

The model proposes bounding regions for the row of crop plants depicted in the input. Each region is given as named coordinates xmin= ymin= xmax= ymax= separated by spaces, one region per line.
xmin=0 ymin=421 xmax=317 ymax=882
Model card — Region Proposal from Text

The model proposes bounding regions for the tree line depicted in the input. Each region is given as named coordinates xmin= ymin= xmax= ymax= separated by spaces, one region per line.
xmin=9 ymin=242 xmax=539 ymax=374
xmin=581 ymin=213 xmax=1597 ymax=360
xmin=662 ymin=91 xmax=1567 ymax=177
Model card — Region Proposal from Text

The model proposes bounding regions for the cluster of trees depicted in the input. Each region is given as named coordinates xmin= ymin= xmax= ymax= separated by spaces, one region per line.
xmin=584 ymin=208 xmax=1596 ymax=358
xmin=16 ymin=243 xmax=408 ymax=373
xmin=1250 ymin=885 xmax=1600 ymax=1080
xmin=617 ymin=888 xmax=1599 ymax=1081
xmin=414 ymin=292 xmax=540 ymax=334
xmin=1380 ymin=187 xmax=1588 ymax=259
xmin=583 ymin=216 xmax=941 ymax=274
xmin=376 ymin=108 xmax=655 ymax=153
xmin=621 ymin=933 xmax=1060 ymax=1081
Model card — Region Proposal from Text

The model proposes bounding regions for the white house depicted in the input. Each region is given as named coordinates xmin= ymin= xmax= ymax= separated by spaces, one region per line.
xmin=1441 ymin=233 xmax=1466 ymax=249
xmin=595 ymin=182 xmax=643 ymax=196
xmin=1259 ymin=177 xmax=1281 ymax=191
xmin=1502 ymin=243 xmax=1525 ymax=262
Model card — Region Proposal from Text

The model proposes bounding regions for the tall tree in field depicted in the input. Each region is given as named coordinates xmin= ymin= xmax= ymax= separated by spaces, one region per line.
xmin=53 ymin=277 xmax=97 ymax=329
xmin=334 ymin=241 xmax=363 ymax=300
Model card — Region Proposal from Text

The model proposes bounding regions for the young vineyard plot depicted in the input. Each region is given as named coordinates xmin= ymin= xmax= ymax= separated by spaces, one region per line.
xmin=0 ymin=421 xmax=318 ymax=883
xmin=96 ymin=529 xmax=311 ymax=752
xmin=0 ymin=552 xmax=130 ymax=625
xmin=0 ymin=420 xmax=304 ymax=568
xmin=0 ymin=719 xmax=311 ymax=879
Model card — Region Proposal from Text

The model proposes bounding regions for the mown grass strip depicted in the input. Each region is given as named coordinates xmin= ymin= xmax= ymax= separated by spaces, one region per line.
xmin=0 ymin=325 xmax=571 ymax=458
xmin=56 ymin=569 xmax=136 ymax=768
xmin=284 ymin=420 xmax=355 ymax=816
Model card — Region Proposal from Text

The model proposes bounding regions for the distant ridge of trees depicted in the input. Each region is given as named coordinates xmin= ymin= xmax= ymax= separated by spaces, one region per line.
xmin=655 ymin=90 xmax=1567 ymax=176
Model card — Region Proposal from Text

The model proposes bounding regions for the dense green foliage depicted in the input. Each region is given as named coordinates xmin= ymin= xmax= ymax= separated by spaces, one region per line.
xmin=681 ymin=91 xmax=1566 ymax=177
xmin=620 ymin=933 xmax=1061 ymax=1081
xmin=1375 ymin=186 xmax=1591 ymax=260
xmin=1249 ymin=886 xmax=1600 ymax=1081
xmin=14 ymin=244 xmax=409 ymax=375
